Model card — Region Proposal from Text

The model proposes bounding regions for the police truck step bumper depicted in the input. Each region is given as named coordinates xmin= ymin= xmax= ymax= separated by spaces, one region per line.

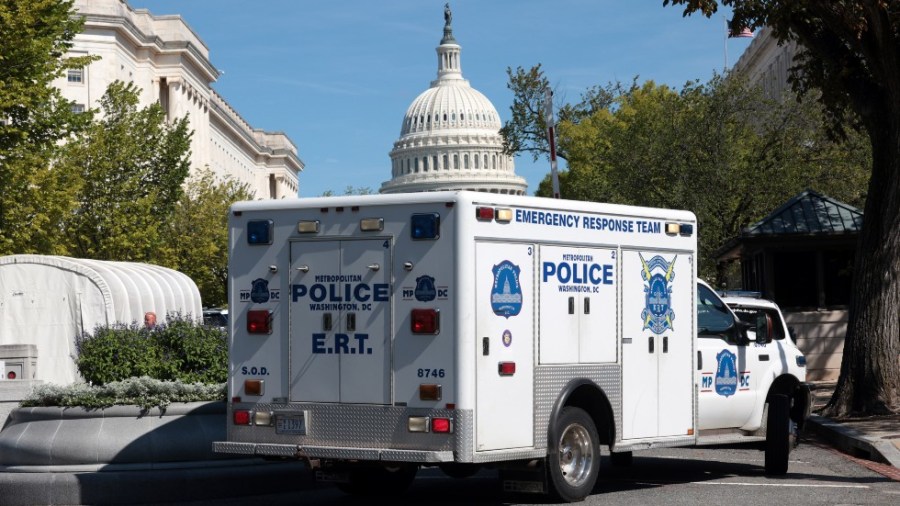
xmin=213 ymin=441 xmax=455 ymax=463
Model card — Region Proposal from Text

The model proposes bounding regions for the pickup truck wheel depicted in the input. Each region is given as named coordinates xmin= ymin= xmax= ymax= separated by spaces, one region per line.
xmin=336 ymin=464 xmax=418 ymax=496
xmin=548 ymin=407 xmax=600 ymax=502
xmin=765 ymin=394 xmax=791 ymax=475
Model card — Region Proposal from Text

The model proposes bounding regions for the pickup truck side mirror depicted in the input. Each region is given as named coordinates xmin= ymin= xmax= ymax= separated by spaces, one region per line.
xmin=734 ymin=319 xmax=752 ymax=346
xmin=755 ymin=312 xmax=773 ymax=344
xmin=788 ymin=326 xmax=797 ymax=343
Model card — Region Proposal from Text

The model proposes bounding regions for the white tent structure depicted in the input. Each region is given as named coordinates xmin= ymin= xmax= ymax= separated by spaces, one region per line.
xmin=0 ymin=255 xmax=203 ymax=385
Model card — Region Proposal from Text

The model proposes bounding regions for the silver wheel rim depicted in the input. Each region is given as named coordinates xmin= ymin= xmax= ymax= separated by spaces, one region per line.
xmin=557 ymin=422 xmax=594 ymax=487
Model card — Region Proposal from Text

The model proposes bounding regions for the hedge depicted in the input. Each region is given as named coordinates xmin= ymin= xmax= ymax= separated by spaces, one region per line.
xmin=75 ymin=315 xmax=227 ymax=385
xmin=20 ymin=377 xmax=226 ymax=410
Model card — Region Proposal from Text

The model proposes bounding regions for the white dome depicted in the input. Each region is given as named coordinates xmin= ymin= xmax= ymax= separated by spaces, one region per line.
xmin=381 ymin=8 xmax=527 ymax=195
xmin=400 ymin=84 xmax=502 ymax=137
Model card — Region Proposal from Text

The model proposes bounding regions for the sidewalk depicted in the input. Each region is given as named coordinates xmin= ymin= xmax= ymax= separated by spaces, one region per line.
xmin=804 ymin=381 xmax=900 ymax=474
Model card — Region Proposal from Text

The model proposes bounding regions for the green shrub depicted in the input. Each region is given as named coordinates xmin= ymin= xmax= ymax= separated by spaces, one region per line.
xmin=155 ymin=317 xmax=228 ymax=384
xmin=20 ymin=377 xmax=226 ymax=410
xmin=75 ymin=315 xmax=227 ymax=385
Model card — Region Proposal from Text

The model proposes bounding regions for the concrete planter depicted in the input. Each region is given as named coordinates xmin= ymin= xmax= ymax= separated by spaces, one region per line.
xmin=0 ymin=401 xmax=227 ymax=467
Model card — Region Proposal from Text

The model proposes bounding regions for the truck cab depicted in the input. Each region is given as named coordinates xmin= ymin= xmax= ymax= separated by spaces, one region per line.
xmin=696 ymin=281 xmax=811 ymax=440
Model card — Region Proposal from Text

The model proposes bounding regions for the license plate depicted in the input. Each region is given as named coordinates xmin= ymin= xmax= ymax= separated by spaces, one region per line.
xmin=276 ymin=414 xmax=307 ymax=435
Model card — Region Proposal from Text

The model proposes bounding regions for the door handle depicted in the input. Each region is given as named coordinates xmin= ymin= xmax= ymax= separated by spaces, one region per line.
xmin=323 ymin=313 xmax=333 ymax=331
xmin=367 ymin=263 xmax=380 ymax=271
xmin=568 ymin=297 xmax=575 ymax=314
xmin=296 ymin=265 xmax=309 ymax=273
xmin=482 ymin=337 xmax=490 ymax=356
xmin=663 ymin=336 xmax=669 ymax=353
xmin=697 ymin=350 xmax=703 ymax=370
xmin=649 ymin=336 xmax=655 ymax=353
xmin=583 ymin=297 xmax=590 ymax=314
xmin=347 ymin=313 xmax=356 ymax=331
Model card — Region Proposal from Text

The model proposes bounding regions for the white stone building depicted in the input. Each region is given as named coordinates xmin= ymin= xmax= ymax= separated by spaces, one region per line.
xmin=381 ymin=7 xmax=527 ymax=195
xmin=54 ymin=0 xmax=302 ymax=199
xmin=732 ymin=26 xmax=799 ymax=100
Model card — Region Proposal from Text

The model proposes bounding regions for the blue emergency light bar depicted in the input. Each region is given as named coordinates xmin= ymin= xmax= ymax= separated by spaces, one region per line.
xmin=411 ymin=213 xmax=440 ymax=240
xmin=247 ymin=220 xmax=273 ymax=244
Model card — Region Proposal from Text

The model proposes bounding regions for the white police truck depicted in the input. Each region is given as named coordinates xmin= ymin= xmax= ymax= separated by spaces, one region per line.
xmin=214 ymin=191 xmax=810 ymax=502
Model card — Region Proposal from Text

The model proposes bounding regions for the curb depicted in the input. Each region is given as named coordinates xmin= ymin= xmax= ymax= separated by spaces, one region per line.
xmin=0 ymin=460 xmax=316 ymax=506
xmin=806 ymin=414 xmax=900 ymax=468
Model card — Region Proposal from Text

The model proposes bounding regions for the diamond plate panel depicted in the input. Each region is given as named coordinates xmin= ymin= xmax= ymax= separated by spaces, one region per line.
xmin=534 ymin=364 xmax=622 ymax=449
xmin=612 ymin=435 xmax=697 ymax=452
xmin=472 ymin=448 xmax=547 ymax=464
xmin=212 ymin=442 xmax=255 ymax=455
xmin=379 ymin=449 xmax=455 ymax=463
xmin=221 ymin=404 xmax=474 ymax=460
xmin=256 ymin=443 xmax=300 ymax=458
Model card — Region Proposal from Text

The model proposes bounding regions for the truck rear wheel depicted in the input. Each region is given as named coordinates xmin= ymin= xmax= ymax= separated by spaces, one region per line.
xmin=335 ymin=463 xmax=418 ymax=496
xmin=765 ymin=394 xmax=791 ymax=475
xmin=548 ymin=407 xmax=600 ymax=502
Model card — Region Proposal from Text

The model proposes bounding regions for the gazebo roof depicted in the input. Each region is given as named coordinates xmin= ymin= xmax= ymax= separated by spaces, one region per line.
xmin=743 ymin=189 xmax=863 ymax=236
xmin=715 ymin=189 xmax=863 ymax=262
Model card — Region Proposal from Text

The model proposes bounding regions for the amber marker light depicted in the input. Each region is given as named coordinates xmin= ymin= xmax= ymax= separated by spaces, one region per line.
xmin=408 ymin=416 xmax=429 ymax=433
xmin=360 ymin=218 xmax=384 ymax=231
xmin=297 ymin=220 xmax=319 ymax=233
xmin=419 ymin=384 xmax=442 ymax=401
xmin=494 ymin=208 xmax=513 ymax=222
xmin=244 ymin=379 xmax=264 ymax=396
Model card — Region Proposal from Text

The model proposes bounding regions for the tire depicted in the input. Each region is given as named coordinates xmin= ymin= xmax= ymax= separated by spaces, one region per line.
xmin=335 ymin=463 xmax=418 ymax=496
xmin=548 ymin=407 xmax=600 ymax=502
xmin=765 ymin=394 xmax=791 ymax=475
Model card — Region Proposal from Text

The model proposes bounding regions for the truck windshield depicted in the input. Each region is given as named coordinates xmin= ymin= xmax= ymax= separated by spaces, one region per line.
xmin=697 ymin=284 xmax=735 ymax=336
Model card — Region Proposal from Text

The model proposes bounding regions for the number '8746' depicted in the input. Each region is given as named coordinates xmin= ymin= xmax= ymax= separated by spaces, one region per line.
xmin=417 ymin=368 xmax=445 ymax=378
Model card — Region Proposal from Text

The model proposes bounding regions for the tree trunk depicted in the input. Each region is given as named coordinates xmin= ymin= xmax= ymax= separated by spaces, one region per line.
xmin=823 ymin=119 xmax=900 ymax=417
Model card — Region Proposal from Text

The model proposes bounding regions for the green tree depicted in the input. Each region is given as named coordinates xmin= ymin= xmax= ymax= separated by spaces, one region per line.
xmin=60 ymin=81 xmax=192 ymax=261
xmin=162 ymin=168 xmax=253 ymax=307
xmin=320 ymin=185 xmax=376 ymax=197
xmin=664 ymin=0 xmax=899 ymax=419
xmin=511 ymin=69 xmax=868 ymax=280
xmin=0 ymin=0 xmax=94 ymax=254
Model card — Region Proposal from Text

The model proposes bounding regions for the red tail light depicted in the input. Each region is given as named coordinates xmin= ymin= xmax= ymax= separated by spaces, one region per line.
xmin=475 ymin=207 xmax=495 ymax=221
xmin=432 ymin=417 xmax=452 ymax=433
xmin=498 ymin=362 xmax=516 ymax=376
xmin=247 ymin=310 xmax=272 ymax=334
xmin=411 ymin=309 xmax=439 ymax=334
xmin=234 ymin=410 xmax=251 ymax=425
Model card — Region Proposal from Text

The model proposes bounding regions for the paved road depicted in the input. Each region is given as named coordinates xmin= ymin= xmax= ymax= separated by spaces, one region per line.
xmin=176 ymin=436 xmax=898 ymax=506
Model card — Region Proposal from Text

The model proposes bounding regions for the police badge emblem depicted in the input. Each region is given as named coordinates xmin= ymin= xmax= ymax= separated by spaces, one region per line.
xmin=639 ymin=253 xmax=676 ymax=334
xmin=715 ymin=349 xmax=738 ymax=397
xmin=250 ymin=278 xmax=270 ymax=303
xmin=491 ymin=260 xmax=523 ymax=318
xmin=414 ymin=275 xmax=437 ymax=302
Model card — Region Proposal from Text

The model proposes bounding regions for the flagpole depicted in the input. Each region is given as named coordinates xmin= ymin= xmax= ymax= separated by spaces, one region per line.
xmin=723 ymin=16 xmax=728 ymax=70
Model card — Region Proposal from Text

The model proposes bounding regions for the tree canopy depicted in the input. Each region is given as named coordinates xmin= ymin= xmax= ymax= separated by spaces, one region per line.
xmin=665 ymin=0 xmax=900 ymax=423
xmin=505 ymin=68 xmax=869 ymax=280
xmin=0 ymin=0 xmax=94 ymax=254
xmin=58 ymin=81 xmax=192 ymax=261
xmin=162 ymin=168 xmax=253 ymax=307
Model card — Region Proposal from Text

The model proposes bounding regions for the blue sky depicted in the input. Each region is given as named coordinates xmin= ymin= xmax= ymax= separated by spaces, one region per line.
xmin=127 ymin=1 xmax=751 ymax=197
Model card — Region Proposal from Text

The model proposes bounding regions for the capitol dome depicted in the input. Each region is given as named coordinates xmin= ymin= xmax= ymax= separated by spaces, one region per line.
xmin=380 ymin=7 xmax=527 ymax=195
